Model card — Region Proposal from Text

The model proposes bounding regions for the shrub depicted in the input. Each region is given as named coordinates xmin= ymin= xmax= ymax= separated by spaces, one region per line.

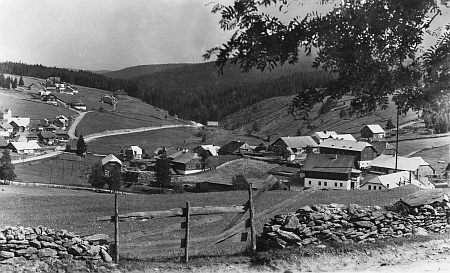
xmin=232 ymin=173 xmax=248 ymax=190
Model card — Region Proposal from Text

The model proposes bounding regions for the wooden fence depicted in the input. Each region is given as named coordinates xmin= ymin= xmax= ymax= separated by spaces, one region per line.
xmin=97 ymin=175 xmax=316 ymax=263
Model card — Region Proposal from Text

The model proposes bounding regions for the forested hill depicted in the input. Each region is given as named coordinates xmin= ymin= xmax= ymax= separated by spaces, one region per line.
xmin=103 ymin=63 xmax=189 ymax=79
xmin=0 ymin=60 xmax=333 ymax=124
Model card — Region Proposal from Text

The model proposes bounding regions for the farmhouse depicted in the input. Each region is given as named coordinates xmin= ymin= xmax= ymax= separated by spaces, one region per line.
xmin=369 ymin=154 xmax=435 ymax=178
xmin=125 ymin=145 xmax=143 ymax=160
xmin=70 ymin=100 xmax=87 ymax=111
xmin=101 ymin=95 xmax=115 ymax=105
xmin=193 ymin=144 xmax=220 ymax=157
xmin=38 ymin=131 xmax=57 ymax=145
xmin=218 ymin=140 xmax=253 ymax=155
xmin=44 ymin=124 xmax=58 ymax=133
xmin=52 ymin=119 xmax=67 ymax=129
xmin=271 ymin=136 xmax=319 ymax=161
xmin=171 ymin=152 xmax=202 ymax=174
xmin=302 ymin=153 xmax=361 ymax=190
xmin=319 ymin=139 xmax=377 ymax=169
xmin=5 ymin=141 xmax=41 ymax=154
xmin=42 ymin=94 xmax=58 ymax=105
xmin=311 ymin=131 xmax=337 ymax=143
xmin=101 ymin=154 xmax=123 ymax=176
xmin=114 ymin=89 xmax=128 ymax=97
xmin=10 ymin=118 xmax=31 ymax=134
xmin=359 ymin=171 xmax=434 ymax=190
xmin=55 ymin=129 xmax=70 ymax=142
xmin=0 ymin=122 xmax=13 ymax=137
xmin=361 ymin=124 xmax=385 ymax=139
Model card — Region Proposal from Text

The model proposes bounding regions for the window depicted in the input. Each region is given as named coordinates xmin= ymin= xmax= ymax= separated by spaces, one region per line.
xmin=324 ymin=182 xmax=327 ymax=186
xmin=335 ymin=182 xmax=338 ymax=187
xmin=309 ymin=181 xmax=311 ymax=185
xmin=379 ymin=186 xmax=382 ymax=190
xmin=340 ymin=183 xmax=343 ymax=187
xmin=368 ymin=185 xmax=371 ymax=190
xmin=387 ymin=184 xmax=389 ymax=189
xmin=318 ymin=181 xmax=321 ymax=186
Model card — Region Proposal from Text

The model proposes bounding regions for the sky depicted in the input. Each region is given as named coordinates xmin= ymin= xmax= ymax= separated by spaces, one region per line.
xmin=0 ymin=0 xmax=448 ymax=71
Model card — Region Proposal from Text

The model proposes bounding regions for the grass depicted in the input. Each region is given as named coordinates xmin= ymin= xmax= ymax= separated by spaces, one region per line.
xmin=397 ymin=136 xmax=450 ymax=156
xmin=0 ymin=184 xmax=428 ymax=261
xmin=414 ymin=144 xmax=450 ymax=173
xmin=13 ymin=153 xmax=103 ymax=186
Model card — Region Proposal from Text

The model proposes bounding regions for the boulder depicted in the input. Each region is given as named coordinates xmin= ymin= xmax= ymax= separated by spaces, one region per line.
xmin=0 ymin=251 xmax=14 ymax=259
xmin=100 ymin=248 xmax=113 ymax=263
xmin=283 ymin=216 xmax=301 ymax=231
xmin=276 ymin=230 xmax=302 ymax=243
xmin=354 ymin=221 xmax=375 ymax=229
xmin=37 ymin=248 xmax=57 ymax=258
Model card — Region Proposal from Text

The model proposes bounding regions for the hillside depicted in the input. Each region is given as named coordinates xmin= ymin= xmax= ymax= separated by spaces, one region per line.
xmin=222 ymin=95 xmax=418 ymax=140
xmin=103 ymin=63 xmax=189 ymax=79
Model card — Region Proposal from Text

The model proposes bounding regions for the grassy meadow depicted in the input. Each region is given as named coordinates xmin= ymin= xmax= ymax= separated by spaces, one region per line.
xmin=414 ymin=144 xmax=450 ymax=173
xmin=0 ymin=184 xmax=432 ymax=260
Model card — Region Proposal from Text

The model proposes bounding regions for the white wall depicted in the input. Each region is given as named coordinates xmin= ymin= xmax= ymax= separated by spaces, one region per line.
xmin=305 ymin=178 xmax=351 ymax=190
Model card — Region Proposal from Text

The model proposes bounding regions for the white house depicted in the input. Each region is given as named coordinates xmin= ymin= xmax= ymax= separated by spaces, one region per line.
xmin=369 ymin=154 xmax=435 ymax=178
xmin=361 ymin=124 xmax=386 ymax=139
xmin=125 ymin=145 xmax=143 ymax=160
xmin=5 ymin=141 xmax=41 ymax=154
xmin=360 ymin=171 xmax=435 ymax=190
xmin=194 ymin=145 xmax=220 ymax=157
xmin=311 ymin=131 xmax=337 ymax=143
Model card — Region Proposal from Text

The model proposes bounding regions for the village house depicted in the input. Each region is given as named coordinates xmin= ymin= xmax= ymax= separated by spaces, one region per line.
xmin=113 ymin=89 xmax=128 ymax=97
xmin=42 ymin=94 xmax=58 ymax=105
xmin=0 ymin=122 xmax=13 ymax=137
xmin=5 ymin=141 xmax=41 ymax=154
xmin=125 ymin=145 xmax=143 ymax=160
xmin=207 ymin=121 xmax=219 ymax=127
xmin=10 ymin=118 xmax=31 ymax=134
xmin=368 ymin=140 xmax=396 ymax=156
xmin=359 ymin=171 xmax=435 ymax=190
xmin=101 ymin=95 xmax=115 ymax=105
xmin=66 ymin=85 xmax=78 ymax=94
xmin=218 ymin=140 xmax=253 ymax=155
xmin=369 ymin=154 xmax=435 ymax=178
xmin=101 ymin=154 xmax=123 ymax=177
xmin=171 ymin=152 xmax=203 ymax=175
xmin=44 ymin=124 xmax=58 ymax=133
xmin=270 ymin=136 xmax=319 ymax=161
xmin=360 ymin=124 xmax=385 ymax=139
xmin=55 ymin=129 xmax=70 ymax=142
xmin=318 ymin=138 xmax=377 ymax=169
xmin=193 ymin=144 xmax=220 ymax=157
xmin=12 ymin=131 xmax=38 ymax=143
xmin=302 ymin=153 xmax=362 ymax=190
xmin=38 ymin=131 xmax=57 ymax=145
xmin=311 ymin=131 xmax=337 ymax=143
xmin=70 ymin=100 xmax=87 ymax=111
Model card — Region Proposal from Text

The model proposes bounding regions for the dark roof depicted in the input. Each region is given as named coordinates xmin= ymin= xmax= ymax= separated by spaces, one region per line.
xmin=114 ymin=89 xmax=128 ymax=96
xmin=271 ymin=136 xmax=318 ymax=149
xmin=369 ymin=140 xmax=387 ymax=155
xmin=302 ymin=153 xmax=356 ymax=174
xmin=172 ymin=152 xmax=199 ymax=164
xmin=219 ymin=141 xmax=248 ymax=153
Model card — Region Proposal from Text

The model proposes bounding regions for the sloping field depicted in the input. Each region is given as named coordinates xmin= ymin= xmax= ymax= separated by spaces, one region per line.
xmin=0 ymin=184 xmax=427 ymax=259
xmin=222 ymin=95 xmax=418 ymax=140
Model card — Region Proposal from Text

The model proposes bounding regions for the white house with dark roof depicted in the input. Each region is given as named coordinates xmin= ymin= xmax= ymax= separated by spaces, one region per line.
xmin=101 ymin=154 xmax=123 ymax=176
xmin=302 ymin=153 xmax=361 ymax=190
xmin=194 ymin=145 xmax=220 ymax=157
xmin=271 ymin=136 xmax=319 ymax=161
xmin=5 ymin=141 xmax=41 ymax=154
xmin=125 ymin=145 xmax=143 ymax=160
xmin=361 ymin=124 xmax=385 ymax=139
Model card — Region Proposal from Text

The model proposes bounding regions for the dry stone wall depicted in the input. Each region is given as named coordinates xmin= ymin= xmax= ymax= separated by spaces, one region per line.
xmin=259 ymin=202 xmax=450 ymax=249
xmin=0 ymin=226 xmax=112 ymax=263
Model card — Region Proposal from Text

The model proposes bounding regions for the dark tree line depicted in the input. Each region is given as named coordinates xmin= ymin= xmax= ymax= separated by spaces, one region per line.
xmin=0 ymin=61 xmax=333 ymax=125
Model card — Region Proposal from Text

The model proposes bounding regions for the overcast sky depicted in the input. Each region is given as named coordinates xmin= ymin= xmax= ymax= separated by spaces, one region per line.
xmin=0 ymin=0 xmax=448 ymax=71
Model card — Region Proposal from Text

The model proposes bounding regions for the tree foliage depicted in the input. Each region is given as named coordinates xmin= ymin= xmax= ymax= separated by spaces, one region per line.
xmin=88 ymin=162 xmax=106 ymax=189
xmin=156 ymin=150 xmax=172 ymax=190
xmin=386 ymin=119 xmax=396 ymax=130
xmin=205 ymin=0 xmax=449 ymax=117
xmin=0 ymin=149 xmax=16 ymax=183
xmin=76 ymin=134 xmax=87 ymax=159
xmin=232 ymin=173 xmax=248 ymax=190
xmin=106 ymin=166 xmax=123 ymax=191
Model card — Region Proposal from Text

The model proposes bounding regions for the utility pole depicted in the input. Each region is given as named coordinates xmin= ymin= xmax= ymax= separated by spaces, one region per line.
xmin=395 ymin=105 xmax=399 ymax=173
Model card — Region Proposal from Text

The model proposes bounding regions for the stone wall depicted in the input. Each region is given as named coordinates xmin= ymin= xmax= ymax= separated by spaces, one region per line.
xmin=259 ymin=202 xmax=450 ymax=249
xmin=0 ymin=226 xmax=112 ymax=263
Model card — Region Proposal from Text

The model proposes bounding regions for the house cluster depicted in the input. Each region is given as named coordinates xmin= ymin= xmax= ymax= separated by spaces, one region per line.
xmin=32 ymin=77 xmax=85 ymax=110
xmin=0 ymin=107 xmax=71 ymax=154
xmin=98 ymin=123 xmax=436 ymax=192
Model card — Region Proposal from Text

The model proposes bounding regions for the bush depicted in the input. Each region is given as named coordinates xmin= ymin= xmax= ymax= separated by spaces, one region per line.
xmin=232 ymin=173 xmax=248 ymax=190
xmin=172 ymin=183 xmax=185 ymax=193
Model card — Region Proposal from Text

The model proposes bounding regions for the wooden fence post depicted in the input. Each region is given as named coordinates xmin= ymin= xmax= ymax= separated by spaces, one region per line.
xmin=114 ymin=191 xmax=119 ymax=263
xmin=184 ymin=201 xmax=190 ymax=263
xmin=248 ymin=183 xmax=256 ymax=252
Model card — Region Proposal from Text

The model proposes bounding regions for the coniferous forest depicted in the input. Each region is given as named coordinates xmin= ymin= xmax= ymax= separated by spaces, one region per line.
xmin=0 ymin=61 xmax=333 ymax=124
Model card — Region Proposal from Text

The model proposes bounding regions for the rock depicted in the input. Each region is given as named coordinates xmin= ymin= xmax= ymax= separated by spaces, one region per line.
xmin=414 ymin=227 xmax=429 ymax=236
xmin=68 ymin=245 xmax=84 ymax=256
xmin=0 ymin=233 xmax=5 ymax=240
xmin=283 ymin=216 xmax=301 ymax=231
xmin=41 ymin=241 xmax=59 ymax=249
xmin=37 ymin=235 xmax=53 ymax=242
xmin=277 ymin=230 xmax=302 ymax=243
xmin=0 ymin=251 xmax=15 ymax=259
xmin=37 ymin=248 xmax=57 ymax=258
xmin=100 ymin=248 xmax=113 ymax=263
xmin=297 ymin=205 xmax=313 ymax=213
xmin=354 ymin=221 xmax=375 ymax=228
xmin=29 ymin=240 xmax=41 ymax=249
xmin=263 ymin=225 xmax=281 ymax=233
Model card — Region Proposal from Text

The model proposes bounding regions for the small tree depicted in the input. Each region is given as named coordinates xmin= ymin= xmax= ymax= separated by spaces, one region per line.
xmin=156 ymin=151 xmax=172 ymax=191
xmin=386 ymin=119 xmax=396 ymax=130
xmin=88 ymin=162 xmax=106 ymax=189
xmin=0 ymin=150 xmax=16 ymax=183
xmin=106 ymin=166 xmax=122 ymax=191
xmin=76 ymin=134 xmax=87 ymax=161
xmin=200 ymin=151 xmax=210 ymax=171
xmin=12 ymin=78 xmax=17 ymax=89
xmin=339 ymin=108 xmax=348 ymax=119
xmin=251 ymin=121 xmax=260 ymax=133
xmin=18 ymin=76 xmax=24 ymax=86
xmin=231 ymin=173 xmax=248 ymax=190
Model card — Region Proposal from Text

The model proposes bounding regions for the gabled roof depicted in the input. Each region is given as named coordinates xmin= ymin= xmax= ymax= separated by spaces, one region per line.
xmin=272 ymin=136 xmax=318 ymax=149
xmin=0 ymin=122 xmax=13 ymax=130
xmin=219 ymin=141 xmax=250 ymax=153
xmin=56 ymin=115 xmax=68 ymax=122
xmin=196 ymin=145 xmax=219 ymax=156
xmin=127 ymin=145 xmax=143 ymax=154
xmin=302 ymin=153 xmax=357 ymax=174
xmin=369 ymin=155 xmax=428 ymax=171
xmin=332 ymin=134 xmax=357 ymax=141
xmin=10 ymin=118 xmax=30 ymax=127
xmin=101 ymin=154 xmax=122 ymax=166
xmin=319 ymin=139 xmax=372 ymax=152
xmin=172 ymin=152 xmax=200 ymax=164
xmin=363 ymin=124 xmax=385 ymax=134
xmin=7 ymin=141 xmax=41 ymax=150
xmin=312 ymin=131 xmax=337 ymax=140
